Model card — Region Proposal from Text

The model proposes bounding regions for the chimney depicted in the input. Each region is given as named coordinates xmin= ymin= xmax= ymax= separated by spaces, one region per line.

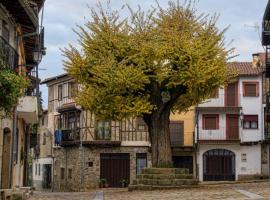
xmin=252 ymin=53 xmax=262 ymax=68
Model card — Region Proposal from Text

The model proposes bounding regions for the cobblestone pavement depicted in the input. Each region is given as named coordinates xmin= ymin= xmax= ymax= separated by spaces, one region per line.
xmin=104 ymin=182 xmax=270 ymax=200
xmin=28 ymin=191 xmax=96 ymax=200
xmin=28 ymin=181 xmax=270 ymax=200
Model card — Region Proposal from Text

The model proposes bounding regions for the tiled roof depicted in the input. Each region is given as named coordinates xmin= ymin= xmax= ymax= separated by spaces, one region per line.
xmin=227 ymin=62 xmax=263 ymax=76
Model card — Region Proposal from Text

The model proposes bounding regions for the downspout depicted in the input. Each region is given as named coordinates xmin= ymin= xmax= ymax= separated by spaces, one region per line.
xmin=195 ymin=108 xmax=199 ymax=180
xmin=10 ymin=106 xmax=17 ymax=188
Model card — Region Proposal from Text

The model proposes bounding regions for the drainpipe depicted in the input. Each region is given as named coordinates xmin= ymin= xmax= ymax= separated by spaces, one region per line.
xmin=10 ymin=106 xmax=17 ymax=188
xmin=195 ymin=108 xmax=199 ymax=180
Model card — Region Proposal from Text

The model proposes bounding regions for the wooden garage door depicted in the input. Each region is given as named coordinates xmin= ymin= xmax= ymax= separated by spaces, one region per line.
xmin=203 ymin=149 xmax=235 ymax=181
xmin=100 ymin=153 xmax=130 ymax=187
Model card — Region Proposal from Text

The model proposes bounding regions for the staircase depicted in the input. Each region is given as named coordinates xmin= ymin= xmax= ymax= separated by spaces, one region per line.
xmin=129 ymin=168 xmax=198 ymax=191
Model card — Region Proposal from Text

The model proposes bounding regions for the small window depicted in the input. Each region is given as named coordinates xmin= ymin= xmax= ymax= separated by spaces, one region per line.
xmin=202 ymin=114 xmax=219 ymax=130
xmin=243 ymin=115 xmax=258 ymax=129
xmin=88 ymin=162 xmax=93 ymax=167
xmin=42 ymin=134 xmax=46 ymax=145
xmin=58 ymin=85 xmax=63 ymax=100
xmin=210 ymin=88 xmax=219 ymax=99
xmin=38 ymin=164 xmax=41 ymax=176
xmin=241 ymin=153 xmax=247 ymax=162
xmin=243 ymin=82 xmax=259 ymax=97
xmin=68 ymin=169 xmax=72 ymax=179
xmin=61 ymin=168 xmax=65 ymax=180
xmin=96 ymin=120 xmax=111 ymax=140
xmin=68 ymin=82 xmax=77 ymax=98
xmin=136 ymin=153 xmax=147 ymax=175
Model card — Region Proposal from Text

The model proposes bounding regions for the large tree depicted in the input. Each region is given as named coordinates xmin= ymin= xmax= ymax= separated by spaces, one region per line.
xmin=64 ymin=1 xmax=233 ymax=167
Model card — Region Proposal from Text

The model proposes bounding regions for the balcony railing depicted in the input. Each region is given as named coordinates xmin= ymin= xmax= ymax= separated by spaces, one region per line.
xmin=198 ymin=127 xmax=239 ymax=141
xmin=0 ymin=36 xmax=19 ymax=71
xmin=198 ymin=94 xmax=240 ymax=108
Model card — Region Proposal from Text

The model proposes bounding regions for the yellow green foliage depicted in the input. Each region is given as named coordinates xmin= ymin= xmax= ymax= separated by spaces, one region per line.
xmin=63 ymin=1 xmax=233 ymax=119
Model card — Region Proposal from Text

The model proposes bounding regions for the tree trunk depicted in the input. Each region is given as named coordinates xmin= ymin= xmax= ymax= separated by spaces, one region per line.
xmin=147 ymin=108 xmax=173 ymax=168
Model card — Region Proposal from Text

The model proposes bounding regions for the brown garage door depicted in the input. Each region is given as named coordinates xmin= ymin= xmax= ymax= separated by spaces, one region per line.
xmin=203 ymin=149 xmax=235 ymax=181
xmin=100 ymin=153 xmax=130 ymax=187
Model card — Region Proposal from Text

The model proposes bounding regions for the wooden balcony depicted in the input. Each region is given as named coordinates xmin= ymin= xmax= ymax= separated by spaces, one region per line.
xmin=0 ymin=36 xmax=18 ymax=71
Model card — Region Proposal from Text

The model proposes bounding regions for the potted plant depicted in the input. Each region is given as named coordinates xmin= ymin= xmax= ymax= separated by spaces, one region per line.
xmin=120 ymin=179 xmax=128 ymax=188
xmin=99 ymin=178 xmax=107 ymax=188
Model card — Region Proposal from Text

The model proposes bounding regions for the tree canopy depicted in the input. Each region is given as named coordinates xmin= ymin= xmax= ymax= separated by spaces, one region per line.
xmin=64 ymin=1 xmax=232 ymax=120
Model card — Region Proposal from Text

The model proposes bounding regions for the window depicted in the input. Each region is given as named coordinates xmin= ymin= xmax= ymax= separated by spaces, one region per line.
xmin=137 ymin=117 xmax=147 ymax=131
xmin=241 ymin=153 xmax=247 ymax=162
xmin=136 ymin=153 xmax=147 ymax=175
xmin=243 ymin=82 xmax=259 ymax=97
xmin=202 ymin=114 xmax=219 ymax=130
xmin=170 ymin=121 xmax=184 ymax=147
xmin=243 ymin=115 xmax=258 ymax=129
xmin=38 ymin=164 xmax=41 ymax=176
xmin=61 ymin=168 xmax=65 ymax=180
xmin=210 ymin=88 xmax=219 ymax=99
xmin=96 ymin=120 xmax=111 ymax=140
xmin=68 ymin=169 xmax=72 ymax=179
xmin=42 ymin=134 xmax=46 ymax=145
xmin=59 ymin=111 xmax=80 ymax=130
xmin=58 ymin=85 xmax=63 ymax=100
xmin=35 ymin=163 xmax=37 ymax=175
xmin=68 ymin=82 xmax=77 ymax=98
xmin=41 ymin=117 xmax=45 ymax=126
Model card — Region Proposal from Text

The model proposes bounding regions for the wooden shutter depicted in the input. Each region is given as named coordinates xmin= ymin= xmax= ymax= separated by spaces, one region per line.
xmin=170 ymin=121 xmax=184 ymax=147
xmin=203 ymin=114 xmax=219 ymax=130
xmin=243 ymin=82 xmax=258 ymax=97
xmin=226 ymin=82 xmax=237 ymax=106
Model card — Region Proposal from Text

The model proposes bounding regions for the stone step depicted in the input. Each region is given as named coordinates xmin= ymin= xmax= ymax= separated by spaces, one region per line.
xmin=137 ymin=174 xmax=193 ymax=180
xmin=128 ymin=184 xmax=199 ymax=191
xmin=137 ymin=178 xmax=198 ymax=186
xmin=141 ymin=168 xmax=189 ymax=175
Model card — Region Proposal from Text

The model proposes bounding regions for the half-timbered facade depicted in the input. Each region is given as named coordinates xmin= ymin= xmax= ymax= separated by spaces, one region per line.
xmin=41 ymin=73 xmax=196 ymax=191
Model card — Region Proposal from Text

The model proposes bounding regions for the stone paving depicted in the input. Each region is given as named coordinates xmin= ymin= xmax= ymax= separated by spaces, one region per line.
xmin=28 ymin=181 xmax=270 ymax=200
xmin=28 ymin=191 xmax=96 ymax=200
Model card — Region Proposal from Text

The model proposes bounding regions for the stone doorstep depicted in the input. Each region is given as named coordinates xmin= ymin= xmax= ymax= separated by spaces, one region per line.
xmin=136 ymin=178 xmax=198 ymax=186
xmin=137 ymin=174 xmax=194 ymax=179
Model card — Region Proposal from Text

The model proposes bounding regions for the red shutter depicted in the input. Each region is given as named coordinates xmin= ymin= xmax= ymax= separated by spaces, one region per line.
xmin=256 ymin=82 xmax=259 ymax=97
xmin=244 ymin=115 xmax=258 ymax=122
xmin=243 ymin=82 xmax=246 ymax=97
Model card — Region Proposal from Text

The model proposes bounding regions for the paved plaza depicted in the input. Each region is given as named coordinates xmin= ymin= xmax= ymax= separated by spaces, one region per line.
xmin=28 ymin=181 xmax=270 ymax=200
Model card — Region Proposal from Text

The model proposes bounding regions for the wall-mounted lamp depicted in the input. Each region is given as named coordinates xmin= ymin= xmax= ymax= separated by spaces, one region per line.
xmin=240 ymin=110 xmax=244 ymax=127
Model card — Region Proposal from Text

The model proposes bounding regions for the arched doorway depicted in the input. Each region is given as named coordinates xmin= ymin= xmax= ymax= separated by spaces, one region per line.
xmin=1 ymin=128 xmax=11 ymax=189
xmin=203 ymin=149 xmax=235 ymax=181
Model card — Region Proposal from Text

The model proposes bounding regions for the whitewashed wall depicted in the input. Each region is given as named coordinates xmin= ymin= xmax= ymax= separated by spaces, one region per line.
xmin=238 ymin=76 xmax=263 ymax=142
xmin=197 ymin=144 xmax=261 ymax=181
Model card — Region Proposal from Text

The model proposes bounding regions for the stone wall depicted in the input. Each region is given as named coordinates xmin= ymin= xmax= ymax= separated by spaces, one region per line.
xmin=53 ymin=146 xmax=151 ymax=191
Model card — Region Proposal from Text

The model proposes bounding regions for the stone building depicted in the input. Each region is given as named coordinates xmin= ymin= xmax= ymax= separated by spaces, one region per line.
xmin=41 ymin=73 xmax=196 ymax=191
xmin=32 ymin=110 xmax=53 ymax=189
xmin=0 ymin=0 xmax=45 ymax=189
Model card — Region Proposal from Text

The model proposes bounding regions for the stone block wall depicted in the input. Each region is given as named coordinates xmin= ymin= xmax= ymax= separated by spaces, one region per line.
xmin=53 ymin=146 xmax=151 ymax=191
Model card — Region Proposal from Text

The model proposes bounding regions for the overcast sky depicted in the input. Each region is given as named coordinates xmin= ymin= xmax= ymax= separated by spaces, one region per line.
xmin=39 ymin=0 xmax=269 ymax=108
